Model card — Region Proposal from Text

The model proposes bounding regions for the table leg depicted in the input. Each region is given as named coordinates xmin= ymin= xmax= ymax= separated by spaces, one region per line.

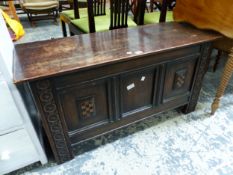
xmin=211 ymin=48 xmax=233 ymax=115
xmin=213 ymin=50 xmax=223 ymax=72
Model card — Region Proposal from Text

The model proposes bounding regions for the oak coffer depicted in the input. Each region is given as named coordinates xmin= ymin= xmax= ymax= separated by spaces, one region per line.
xmin=13 ymin=22 xmax=221 ymax=163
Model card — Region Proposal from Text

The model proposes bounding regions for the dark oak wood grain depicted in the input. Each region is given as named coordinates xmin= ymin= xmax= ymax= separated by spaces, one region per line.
xmin=14 ymin=22 xmax=220 ymax=84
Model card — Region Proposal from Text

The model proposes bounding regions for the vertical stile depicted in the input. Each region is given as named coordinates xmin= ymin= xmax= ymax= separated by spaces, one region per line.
xmin=110 ymin=0 xmax=130 ymax=30
xmin=122 ymin=0 xmax=125 ymax=27
xmin=125 ymin=0 xmax=128 ymax=27
xmin=110 ymin=0 xmax=113 ymax=29
xmin=100 ymin=0 xmax=102 ymax=14
xmin=114 ymin=0 xmax=117 ymax=28
xmin=117 ymin=0 xmax=121 ymax=27
xmin=73 ymin=0 xmax=80 ymax=19
xmin=94 ymin=0 xmax=96 ymax=15
xmin=104 ymin=0 xmax=106 ymax=14
xmin=97 ymin=0 xmax=99 ymax=15
xmin=88 ymin=0 xmax=96 ymax=32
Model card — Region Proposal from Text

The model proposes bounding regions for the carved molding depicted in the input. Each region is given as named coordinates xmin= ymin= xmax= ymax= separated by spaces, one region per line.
xmin=184 ymin=44 xmax=211 ymax=113
xmin=35 ymin=80 xmax=73 ymax=163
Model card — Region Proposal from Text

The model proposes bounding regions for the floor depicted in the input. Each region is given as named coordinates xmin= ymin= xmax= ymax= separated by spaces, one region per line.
xmin=11 ymin=15 xmax=233 ymax=175
xmin=16 ymin=15 xmax=63 ymax=44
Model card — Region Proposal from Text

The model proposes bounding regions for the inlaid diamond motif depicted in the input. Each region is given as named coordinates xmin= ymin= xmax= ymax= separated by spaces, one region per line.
xmin=77 ymin=96 xmax=96 ymax=120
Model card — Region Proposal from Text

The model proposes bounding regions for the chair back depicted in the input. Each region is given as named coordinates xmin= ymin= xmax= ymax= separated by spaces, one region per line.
xmin=109 ymin=0 xmax=130 ymax=30
xmin=86 ymin=0 xmax=106 ymax=32
xmin=135 ymin=0 xmax=174 ymax=25
xmin=93 ymin=0 xmax=106 ymax=16
xmin=87 ymin=0 xmax=130 ymax=33
xmin=73 ymin=0 xmax=106 ymax=19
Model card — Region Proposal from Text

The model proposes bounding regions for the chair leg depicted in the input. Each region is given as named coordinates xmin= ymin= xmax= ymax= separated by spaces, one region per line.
xmin=211 ymin=48 xmax=233 ymax=115
xmin=155 ymin=2 xmax=162 ymax=11
xmin=27 ymin=12 xmax=33 ymax=27
xmin=213 ymin=50 xmax=223 ymax=72
xmin=53 ymin=10 xmax=58 ymax=25
xmin=70 ymin=31 xmax=75 ymax=36
xmin=150 ymin=1 xmax=153 ymax=12
xmin=61 ymin=20 xmax=67 ymax=37
xmin=145 ymin=4 xmax=149 ymax=12
xmin=59 ymin=2 xmax=62 ymax=12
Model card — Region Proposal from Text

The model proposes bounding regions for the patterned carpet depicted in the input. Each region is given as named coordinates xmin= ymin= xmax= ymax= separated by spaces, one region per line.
xmin=12 ymin=16 xmax=233 ymax=175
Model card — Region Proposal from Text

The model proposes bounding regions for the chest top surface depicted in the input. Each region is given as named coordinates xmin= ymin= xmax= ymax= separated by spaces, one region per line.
xmin=13 ymin=22 xmax=221 ymax=84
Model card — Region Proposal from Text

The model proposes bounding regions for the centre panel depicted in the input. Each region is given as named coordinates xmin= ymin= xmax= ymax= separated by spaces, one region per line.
xmin=120 ymin=67 xmax=156 ymax=117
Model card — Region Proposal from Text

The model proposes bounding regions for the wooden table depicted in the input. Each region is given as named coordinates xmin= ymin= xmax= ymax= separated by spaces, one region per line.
xmin=173 ymin=0 xmax=233 ymax=114
xmin=13 ymin=22 xmax=221 ymax=163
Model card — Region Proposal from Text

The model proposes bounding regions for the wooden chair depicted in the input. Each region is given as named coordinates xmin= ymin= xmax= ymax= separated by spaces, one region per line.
xmin=69 ymin=0 xmax=137 ymax=35
xmin=134 ymin=0 xmax=175 ymax=25
xmin=60 ymin=0 xmax=88 ymax=37
xmin=20 ymin=0 xmax=59 ymax=26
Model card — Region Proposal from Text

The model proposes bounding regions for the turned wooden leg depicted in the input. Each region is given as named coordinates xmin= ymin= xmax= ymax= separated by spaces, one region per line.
xmin=211 ymin=48 xmax=233 ymax=115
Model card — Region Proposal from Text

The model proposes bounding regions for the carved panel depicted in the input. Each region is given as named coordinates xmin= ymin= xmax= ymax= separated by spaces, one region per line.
xmin=34 ymin=80 xmax=73 ymax=163
xmin=173 ymin=69 xmax=187 ymax=89
xmin=77 ymin=96 xmax=96 ymax=120
xmin=56 ymin=79 xmax=110 ymax=133
xmin=163 ymin=56 xmax=198 ymax=103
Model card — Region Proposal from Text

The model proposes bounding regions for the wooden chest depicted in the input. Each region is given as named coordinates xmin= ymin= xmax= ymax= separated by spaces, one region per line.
xmin=13 ymin=23 xmax=221 ymax=163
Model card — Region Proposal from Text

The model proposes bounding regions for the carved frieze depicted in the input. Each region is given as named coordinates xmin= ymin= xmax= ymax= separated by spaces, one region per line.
xmin=34 ymin=80 xmax=73 ymax=163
